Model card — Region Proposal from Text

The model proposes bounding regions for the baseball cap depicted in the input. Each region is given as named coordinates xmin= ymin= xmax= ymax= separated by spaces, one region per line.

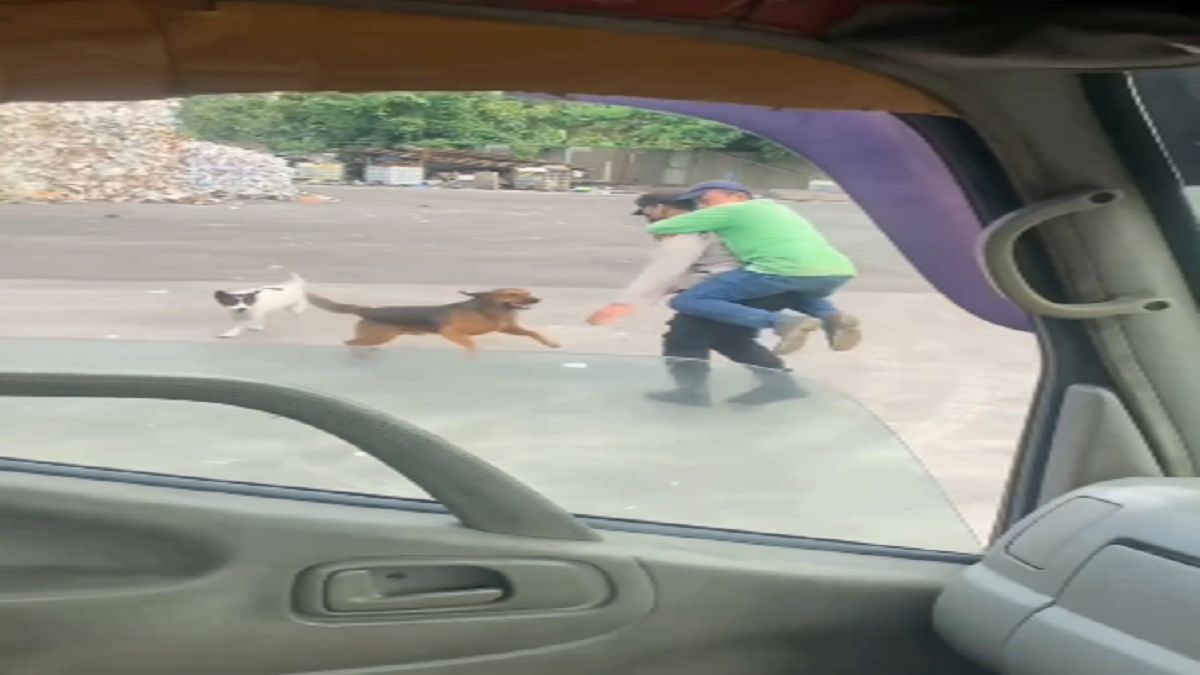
xmin=674 ymin=180 xmax=752 ymax=202
xmin=632 ymin=189 xmax=691 ymax=215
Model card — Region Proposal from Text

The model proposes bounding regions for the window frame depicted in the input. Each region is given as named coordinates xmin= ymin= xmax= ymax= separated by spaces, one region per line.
xmin=0 ymin=455 xmax=981 ymax=563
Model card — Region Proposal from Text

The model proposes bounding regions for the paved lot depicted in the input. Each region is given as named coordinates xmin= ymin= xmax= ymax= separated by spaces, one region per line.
xmin=0 ymin=187 xmax=1037 ymax=546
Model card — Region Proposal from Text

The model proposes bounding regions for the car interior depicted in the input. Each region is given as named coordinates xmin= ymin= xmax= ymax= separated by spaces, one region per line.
xmin=1 ymin=1 xmax=1200 ymax=674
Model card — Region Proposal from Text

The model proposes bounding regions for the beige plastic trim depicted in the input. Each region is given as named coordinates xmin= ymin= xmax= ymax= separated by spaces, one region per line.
xmin=0 ymin=0 xmax=953 ymax=113
xmin=979 ymin=188 xmax=1175 ymax=319
xmin=0 ymin=371 xmax=599 ymax=542
xmin=1037 ymin=384 xmax=1163 ymax=505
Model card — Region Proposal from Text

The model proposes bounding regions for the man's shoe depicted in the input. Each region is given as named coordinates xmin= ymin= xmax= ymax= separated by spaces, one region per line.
xmin=772 ymin=311 xmax=822 ymax=355
xmin=727 ymin=370 xmax=808 ymax=405
xmin=824 ymin=313 xmax=863 ymax=351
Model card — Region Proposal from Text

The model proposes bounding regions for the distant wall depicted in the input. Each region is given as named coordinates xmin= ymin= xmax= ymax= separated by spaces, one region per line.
xmin=538 ymin=147 xmax=823 ymax=191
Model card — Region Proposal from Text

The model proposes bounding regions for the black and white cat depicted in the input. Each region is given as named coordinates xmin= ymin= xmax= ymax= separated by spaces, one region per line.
xmin=213 ymin=273 xmax=307 ymax=338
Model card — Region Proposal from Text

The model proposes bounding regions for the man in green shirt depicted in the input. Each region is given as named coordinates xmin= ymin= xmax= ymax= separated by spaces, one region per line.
xmin=643 ymin=180 xmax=862 ymax=355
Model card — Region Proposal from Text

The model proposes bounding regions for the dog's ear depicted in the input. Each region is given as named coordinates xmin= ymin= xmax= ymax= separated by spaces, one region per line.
xmin=214 ymin=290 xmax=236 ymax=306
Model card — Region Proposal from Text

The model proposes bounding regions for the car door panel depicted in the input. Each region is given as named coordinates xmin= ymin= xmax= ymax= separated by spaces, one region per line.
xmin=0 ymin=469 xmax=982 ymax=675
xmin=0 ymin=470 xmax=652 ymax=674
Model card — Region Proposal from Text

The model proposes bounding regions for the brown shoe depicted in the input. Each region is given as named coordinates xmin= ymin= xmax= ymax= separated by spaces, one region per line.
xmin=824 ymin=313 xmax=863 ymax=351
xmin=772 ymin=313 xmax=822 ymax=355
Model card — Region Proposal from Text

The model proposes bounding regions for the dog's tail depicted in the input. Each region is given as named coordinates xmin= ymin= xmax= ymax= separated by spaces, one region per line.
xmin=307 ymin=293 xmax=369 ymax=316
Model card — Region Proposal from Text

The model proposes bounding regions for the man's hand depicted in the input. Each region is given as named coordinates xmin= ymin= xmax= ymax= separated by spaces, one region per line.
xmin=587 ymin=304 xmax=635 ymax=325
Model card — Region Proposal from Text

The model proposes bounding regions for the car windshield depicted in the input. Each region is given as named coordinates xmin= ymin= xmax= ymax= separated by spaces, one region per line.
xmin=0 ymin=94 xmax=1038 ymax=555
xmin=0 ymin=338 xmax=976 ymax=551
xmin=1131 ymin=71 xmax=1200 ymax=214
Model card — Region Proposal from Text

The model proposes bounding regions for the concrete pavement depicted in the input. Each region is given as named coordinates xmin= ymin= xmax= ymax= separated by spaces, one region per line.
xmin=0 ymin=187 xmax=1038 ymax=545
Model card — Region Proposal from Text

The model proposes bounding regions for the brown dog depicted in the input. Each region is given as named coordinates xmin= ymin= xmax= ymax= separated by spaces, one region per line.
xmin=307 ymin=288 xmax=561 ymax=353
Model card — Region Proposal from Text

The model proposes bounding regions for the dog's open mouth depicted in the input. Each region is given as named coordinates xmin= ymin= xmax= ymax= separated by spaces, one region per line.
xmin=508 ymin=299 xmax=539 ymax=309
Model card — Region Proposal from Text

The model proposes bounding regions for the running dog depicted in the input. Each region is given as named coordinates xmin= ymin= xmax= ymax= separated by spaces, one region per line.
xmin=214 ymin=273 xmax=308 ymax=338
xmin=307 ymin=288 xmax=561 ymax=352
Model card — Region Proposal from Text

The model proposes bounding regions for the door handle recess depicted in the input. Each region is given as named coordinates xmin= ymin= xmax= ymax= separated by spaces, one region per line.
xmin=297 ymin=558 xmax=613 ymax=619
xmin=326 ymin=568 xmax=506 ymax=612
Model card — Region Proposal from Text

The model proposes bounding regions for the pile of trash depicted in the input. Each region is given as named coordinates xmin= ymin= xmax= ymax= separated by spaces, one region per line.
xmin=0 ymin=100 xmax=295 ymax=203
xmin=178 ymin=141 xmax=296 ymax=200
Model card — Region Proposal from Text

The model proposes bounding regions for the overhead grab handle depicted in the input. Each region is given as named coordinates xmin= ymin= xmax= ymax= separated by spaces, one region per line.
xmin=978 ymin=188 xmax=1174 ymax=320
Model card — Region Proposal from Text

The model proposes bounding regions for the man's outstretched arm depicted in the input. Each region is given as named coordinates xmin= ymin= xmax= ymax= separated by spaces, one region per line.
xmin=587 ymin=235 xmax=708 ymax=325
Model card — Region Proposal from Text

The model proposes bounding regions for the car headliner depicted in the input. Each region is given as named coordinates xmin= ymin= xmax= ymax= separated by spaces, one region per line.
xmin=5 ymin=1 xmax=1200 ymax=107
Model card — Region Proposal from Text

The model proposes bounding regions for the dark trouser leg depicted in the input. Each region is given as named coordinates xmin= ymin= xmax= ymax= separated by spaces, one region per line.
xmin=665 ymin=358 xmax=709 ymax=393
xmin=711 ymin=294 xmax=790 ymax=370
xmin=711 ymin=329 xmax=785 ymax=371
xmin=720 ymin=295 xmax=808 ymax=405
xmin=654 ymin=295 xmax=810 ymax=406
xmin=653 ymin=313 xmax=722 ymax=406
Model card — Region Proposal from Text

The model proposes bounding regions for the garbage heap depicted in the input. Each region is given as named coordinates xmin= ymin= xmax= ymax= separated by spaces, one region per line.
xmin=0 ymin=100 xmax=295 ymax=202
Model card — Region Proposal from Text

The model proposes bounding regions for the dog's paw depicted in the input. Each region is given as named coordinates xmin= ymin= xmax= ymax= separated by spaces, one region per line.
xmin=545 ymin=340 xmax=563 ymax=349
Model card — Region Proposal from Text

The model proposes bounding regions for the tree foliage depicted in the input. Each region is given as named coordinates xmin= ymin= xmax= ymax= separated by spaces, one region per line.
xmin=177 ymin=92 xmax=786 ymax=159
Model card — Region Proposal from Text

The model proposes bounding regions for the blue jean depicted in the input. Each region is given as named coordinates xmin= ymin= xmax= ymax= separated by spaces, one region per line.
xmin=669 ymin=269 xmax=849 ymax=329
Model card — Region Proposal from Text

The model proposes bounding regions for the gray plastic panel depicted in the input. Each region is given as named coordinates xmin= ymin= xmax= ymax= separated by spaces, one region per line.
xmin=0 ymin=471 xmax=650 ymax=674
xmin=1058 ymin=546 xmax=1200 ymax=661
xmin=1006 ymin=607 xmax=1200 ymax=675
xmin=932 ymin=564 xmax=1052 ymax=667
xmin=0 ymin=470 xmax=983 ymax=675
xmin=1038 ymin=384 xmax=1163 ymax=504
xmin=1005 ymin=496 xmax=1120 ymax=568
xmin=935 ymin=479 xmax=1200 ymax=675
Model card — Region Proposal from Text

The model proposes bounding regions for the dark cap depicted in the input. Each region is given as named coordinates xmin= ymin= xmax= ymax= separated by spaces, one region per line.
xmin=632 ymin=189 xmax=692 ymax=215
xmin=674 ymin=180 xmax=752 ymax=202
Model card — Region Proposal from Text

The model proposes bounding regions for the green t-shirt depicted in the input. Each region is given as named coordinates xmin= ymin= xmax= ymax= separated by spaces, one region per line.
xmin=646 ymin=199 xmax=857 ymax=277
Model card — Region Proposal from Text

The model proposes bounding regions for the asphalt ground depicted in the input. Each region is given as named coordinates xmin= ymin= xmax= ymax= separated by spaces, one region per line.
xmin=0 ymin=187 xmax=1038 ymax=546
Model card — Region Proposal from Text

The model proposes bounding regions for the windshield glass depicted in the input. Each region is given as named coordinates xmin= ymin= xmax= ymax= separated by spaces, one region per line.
xmin=0 ymin=94 xmax=1038 ymax=555
xmin=0 ymin=338 xmax=976 ymax=551
xmin=1131 ymin=69 xmax=1200 ymax=188
xmin=1127 ymin=70 xmax=1200 ymax=294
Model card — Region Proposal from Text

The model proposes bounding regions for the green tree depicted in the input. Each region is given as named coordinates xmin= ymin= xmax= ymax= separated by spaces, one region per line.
xmin=177 ymin=92 xmax=790 ymax=160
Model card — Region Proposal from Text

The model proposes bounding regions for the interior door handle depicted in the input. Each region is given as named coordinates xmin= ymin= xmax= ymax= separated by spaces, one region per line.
xmin=299 ymin=558 xmax=613 ymax=619
xmin=336 ymin=584 xmax=504 ymax=612
xmin=325 ymin=568 xmax=507 ymax=613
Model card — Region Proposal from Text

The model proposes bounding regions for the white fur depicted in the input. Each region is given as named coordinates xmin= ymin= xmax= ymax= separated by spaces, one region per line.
xmin=216 ymin=273 xmax=308 ymax=338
